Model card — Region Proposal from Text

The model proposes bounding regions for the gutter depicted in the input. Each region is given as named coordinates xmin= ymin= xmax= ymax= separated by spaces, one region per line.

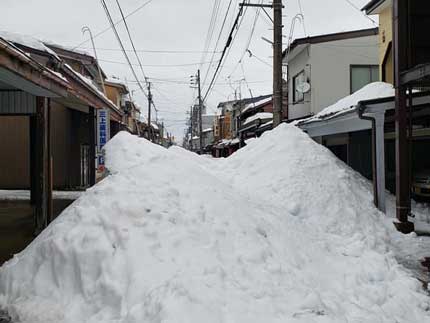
xmin=357 ymin=102 xmax=386 ymax=213
xmin=357 ymin=103 xmax=379 ymax=209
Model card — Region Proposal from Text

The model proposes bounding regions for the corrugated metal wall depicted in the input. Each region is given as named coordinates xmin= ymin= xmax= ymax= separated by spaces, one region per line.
xmin=0 ymin=92 xmax=36 ymax=114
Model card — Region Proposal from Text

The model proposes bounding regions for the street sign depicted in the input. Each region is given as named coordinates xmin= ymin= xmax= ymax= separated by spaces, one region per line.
xmin=97 ymin=109 xmax=110 ymax=169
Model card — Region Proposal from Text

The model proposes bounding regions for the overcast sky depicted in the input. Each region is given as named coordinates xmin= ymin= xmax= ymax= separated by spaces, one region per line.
xmin=1 ymin=0 xmax=376 ymax=141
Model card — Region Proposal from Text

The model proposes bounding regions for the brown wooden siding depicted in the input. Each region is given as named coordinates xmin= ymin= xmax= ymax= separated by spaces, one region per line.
xmin=0 ymin=116 xmax=30 ymax=188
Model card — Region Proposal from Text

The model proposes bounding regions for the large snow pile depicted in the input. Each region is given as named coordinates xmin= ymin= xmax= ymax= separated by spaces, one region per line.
xmin=1 ymin=127 xmax=429 ymax=323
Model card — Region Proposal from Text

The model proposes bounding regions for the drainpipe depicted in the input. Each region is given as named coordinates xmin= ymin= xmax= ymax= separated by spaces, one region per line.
xmin=357 ymin=103 xmax=386 ymax=213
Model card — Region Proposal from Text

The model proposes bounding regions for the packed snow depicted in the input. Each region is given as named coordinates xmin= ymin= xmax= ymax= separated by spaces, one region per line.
xmin=301 ymin=82 xmax=395 ymax=124
xmin=1 ymin=125 xmax=429 ymax=323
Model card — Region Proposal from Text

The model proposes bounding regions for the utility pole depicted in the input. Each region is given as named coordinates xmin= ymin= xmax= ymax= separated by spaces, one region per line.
xmin=197 ymin=69 xmax=203 ymax=154
xmin=273 ymin=0 xmax=283 ymax=127
xmin=147 ymin=80 xmax=152 ymax=141
xmin=190 ymin=71 xmax=204 ymax=154
xmin=190 ymin=105 xmax=194 ymax=151
xmin=240 ymin=1 xmax=284 ymax=127
xmin=393 ymin=0 xmax=414 ymax=233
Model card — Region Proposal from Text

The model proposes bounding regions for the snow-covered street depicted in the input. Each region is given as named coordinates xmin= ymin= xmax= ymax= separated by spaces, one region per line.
xmin=0 ymin=125 xmax=429 ymax=323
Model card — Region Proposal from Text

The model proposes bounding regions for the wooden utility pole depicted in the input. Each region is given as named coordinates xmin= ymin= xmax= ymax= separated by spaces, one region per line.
xmin=197 ymin=69 xmax=204 ymax=154
xmin=190 ymin=105 xmax=194 ymax=151
xmin=272 ymin=0 xmax=283 ymax=127
xmin=240 ymin=1 xmax=284 ymax=127
xmin=147 ymin=81 xmax=153 ymax=141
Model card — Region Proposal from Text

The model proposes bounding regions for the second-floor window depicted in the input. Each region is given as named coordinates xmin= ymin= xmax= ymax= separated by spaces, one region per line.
xmin=293 ymin=70 xmax=305 ymax=103
xmin=350 ymin=65 xmax=379 ymax=93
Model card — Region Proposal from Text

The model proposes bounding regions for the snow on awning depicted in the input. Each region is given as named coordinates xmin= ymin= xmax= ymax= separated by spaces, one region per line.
xmin=203 ymin=128 xmax=213 ymax=133
xmin=243 ymin=112 xmax=273 ymax=126
xmin=298 ymin=82 xmax=394 ymax=126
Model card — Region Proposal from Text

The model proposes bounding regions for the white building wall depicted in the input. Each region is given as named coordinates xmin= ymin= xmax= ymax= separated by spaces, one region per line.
xmin=308 ymin=35 xmax=379 ymax=115
xmin=286 ymin=34 xmax=379 ymax=119
xmin=286 ymin=45 xmax=312 ymax=120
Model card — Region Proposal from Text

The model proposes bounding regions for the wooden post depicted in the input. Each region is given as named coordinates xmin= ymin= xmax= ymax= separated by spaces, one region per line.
xmin=393 ymin=0 xmax=414 ymax=233
xmin=34 ymin=97 xmax=51 ymax=234
xmin=29 ymin=116 xmax=36 ymax=205
xmin=89 ymin=107 xmax=96 ymax=186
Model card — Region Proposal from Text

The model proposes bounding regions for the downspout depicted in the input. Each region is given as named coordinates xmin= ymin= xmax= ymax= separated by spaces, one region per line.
xmin=357 ymin=103 xmax=386 ymax=213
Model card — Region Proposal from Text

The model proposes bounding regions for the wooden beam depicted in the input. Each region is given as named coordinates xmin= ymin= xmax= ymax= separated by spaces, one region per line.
xmin=34 ymin=96 xmax=51 ymax=234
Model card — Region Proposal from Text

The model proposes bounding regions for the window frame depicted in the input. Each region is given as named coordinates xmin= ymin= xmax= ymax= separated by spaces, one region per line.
xmin=292 ymin=70 xmax=306 ymax=104
xmin=350 ymin=64 xmax=379 ymax=94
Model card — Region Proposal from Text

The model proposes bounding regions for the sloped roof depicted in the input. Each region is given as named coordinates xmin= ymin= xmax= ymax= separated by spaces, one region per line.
xmin=284 ymin=28 xmax=379 ymax=58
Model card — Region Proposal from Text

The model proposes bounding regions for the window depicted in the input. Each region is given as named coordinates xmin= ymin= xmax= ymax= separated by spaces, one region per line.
xmin=350 ymin=65 xmax=379 ymax=93
xmin=293 ymin=70 xmax=306 ymax=103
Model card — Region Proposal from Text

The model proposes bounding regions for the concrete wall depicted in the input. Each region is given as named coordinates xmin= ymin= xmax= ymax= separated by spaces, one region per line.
xmin=309 ymin=35 xmax=379 ymax=115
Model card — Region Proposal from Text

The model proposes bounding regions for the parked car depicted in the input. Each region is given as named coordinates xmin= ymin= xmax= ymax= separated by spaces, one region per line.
xmin=412 ymin=170 xmax=430 ymax=198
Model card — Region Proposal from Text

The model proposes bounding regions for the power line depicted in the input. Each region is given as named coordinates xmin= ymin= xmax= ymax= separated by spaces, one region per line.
xmin=228 ymin=0 xmax=262 ymax=78
xmin=79 ymin=47 xmax=223 ymax=54
xmin=114 ymin=0 xmax=148 ymax=82
xmin=342 ymin=0 xmax=378 ymax=25
xmin=73 ymin=0 xmax=155 ymax=50
xmin=203 ymin=3 xmax=246 ymax=102
xmin=200 ymin=0 xmax=222 ymax=68
xmin=201 ymin=0 xmax=235 ymax=89
xmin=98 ymin=58 xmax=220 ymax=67
xmin=100 ymin=0 xmax=148 ymax=98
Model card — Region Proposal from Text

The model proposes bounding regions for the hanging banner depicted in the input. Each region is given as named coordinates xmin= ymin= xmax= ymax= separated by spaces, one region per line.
xmin=97 ymin=109 xmax=110 ymax=170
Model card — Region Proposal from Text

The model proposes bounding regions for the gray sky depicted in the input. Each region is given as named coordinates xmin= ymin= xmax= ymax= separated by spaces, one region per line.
xmin=1 ymin=0 xmax=376 ymax=141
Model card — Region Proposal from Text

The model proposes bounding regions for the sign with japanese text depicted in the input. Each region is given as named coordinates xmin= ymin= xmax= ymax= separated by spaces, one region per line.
xmin=97 ymin=109 xmax=110 ymax=169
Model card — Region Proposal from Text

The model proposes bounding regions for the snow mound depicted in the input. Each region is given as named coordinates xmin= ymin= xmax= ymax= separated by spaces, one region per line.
xmin=1 ymin=128 xmax=429 ymax=323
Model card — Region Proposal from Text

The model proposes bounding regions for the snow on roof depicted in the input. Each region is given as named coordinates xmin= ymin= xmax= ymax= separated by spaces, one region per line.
xmin=43 ymin=41 xmax=92 ymax=57
xmin=203 ymin=128 xmax=213 ymax=133
xmin=151 ymin=122 xmax=159 ymax=130
xmin=243 ymin=112 xmax=273 ymax=126
xmin=105 ymin=77 xmax=127 ymax=87
xmin=241 ymin=96 xmax=272 ymax=114
xmin=301 ymin=82 xmax=394 ymax=124
xmin=0 ymin=31 xmax=59 ymax=59
xmin=65 ymin=64 xmax=118 ymax=109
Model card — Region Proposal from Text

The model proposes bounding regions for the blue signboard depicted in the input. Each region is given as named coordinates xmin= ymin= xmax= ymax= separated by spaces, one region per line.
xmin=97 ymin=109 xmax=110 ymax=168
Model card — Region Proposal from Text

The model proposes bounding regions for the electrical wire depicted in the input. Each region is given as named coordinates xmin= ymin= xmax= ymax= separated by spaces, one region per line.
xmin=114 ymin=0 xmax=148 ymax=82
xmin=228 ymin=0 xmax=262 ymax=78
xmin=342 ymin=0 xmax=378 ymax=25
xmin=200 ymin=0 xmax=222 ymax=68
xmin=100 ymin=0 xmax=148 ymax=97
xmin=203 ymin=3 xmax=247 ymax=102
xmin=201 ymin=0 xmax=234 ymax=89
xmin=79 ymin=47 xmax=223 ymax=54
xmin=98 ymin=58 xmax=220 ymax=67
xmin=73 ymin=0 xmax=154 ymax=50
